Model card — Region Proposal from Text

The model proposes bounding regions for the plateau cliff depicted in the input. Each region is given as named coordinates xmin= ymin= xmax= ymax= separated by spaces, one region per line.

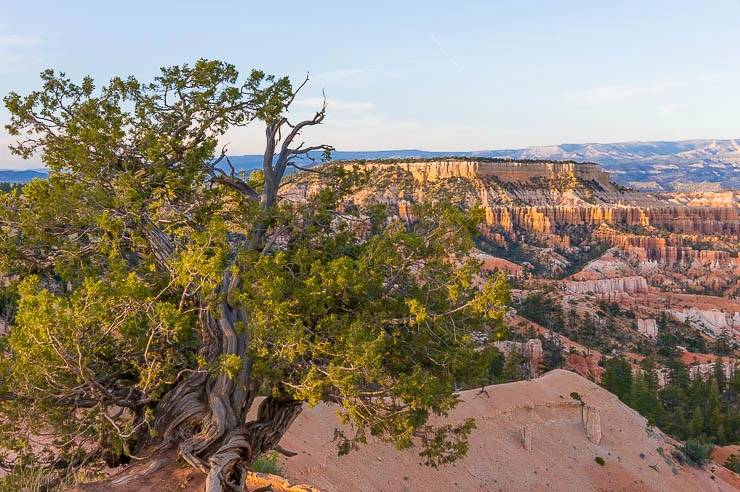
xmin=344 ymin=159 xmax=740 ymax=239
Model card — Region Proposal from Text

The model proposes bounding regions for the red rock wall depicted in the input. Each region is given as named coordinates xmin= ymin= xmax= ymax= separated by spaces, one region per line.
xmin=484 ymin=205 xmax=740 ymax=236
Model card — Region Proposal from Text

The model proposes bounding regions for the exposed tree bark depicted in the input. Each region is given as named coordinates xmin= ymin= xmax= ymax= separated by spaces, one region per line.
xmin=152 ymin=86 xmax=330 ymax=492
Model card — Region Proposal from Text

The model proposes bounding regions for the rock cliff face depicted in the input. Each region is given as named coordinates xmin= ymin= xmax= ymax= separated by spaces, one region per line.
xmin=564 ymin=276 xmax=649 ymax=295
xmin=484 ymin=204 xmax=740 ymax=235
xmin=594 ymin=227 xmax=733 ymax=264
xmin=671 ymin=308 xmax=740 ymax=336
xmin=637 ymin=319 xmax=658 ymax=338
xmin=689 ymin=362 xmax=735 ymax=381
xmin=493 ymin=339 xmax=544 ymax=375
xmin=350 ymin=159 xmax=740 ymax=238
xmin=582 ymin=405 xmax=602 ymax=445
xmin=293 ymin=160 xmax=740 ymax=290
xmin=375 ymin=159 xmax=612 ymax=187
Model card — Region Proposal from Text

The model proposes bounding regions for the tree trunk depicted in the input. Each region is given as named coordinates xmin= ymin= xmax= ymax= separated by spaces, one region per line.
xmin=152 ymin=266 xmax=302 ymax=492
xmin=204 ymin=397 xmax=303 ymax=492
xmin=147 ymin=100 xmax=324 ymax=491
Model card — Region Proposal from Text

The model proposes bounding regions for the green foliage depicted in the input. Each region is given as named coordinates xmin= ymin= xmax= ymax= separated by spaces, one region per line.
xmin=601 ymin=356 xmax=633 ymax=404
xmin=601 ymin=353 xmax=740 ymax=455
xmin=250 ymin=451 xmax=283 ymax=476
xmin=501 ymin=347 xmax=528 ymax=383
xmin=417 ymin=418 xmax=476 ymax=467
xmin=0 ymin=61 xmax=290 ymax=473
xmin=671 ymin=449 xmax=685 ymax=465
xmin=241 ymin=195 xmax=509 ymax=456
xmin=0 ymin=182 xmax=23 ymax=194
xmin=516 ymin=292 xmax=564 ymax=332
xmin=538 ymin=334 xmax=565 ymax=372
xmin=485 ymin=347 xmax=506 ymax=383
xmin=682 ymin=439 xmax=713 ymax=466
xmin=724 ymin=453 xmax=740 ymax=473
xmin=631 ymin=358 xmax=662 ymax=426
xmin=0 ymin=60 xmax=511 ymax=480
xmin=0 ymin=463 xmax=58 ymax=492
xmin=0 ymin=457 xmax=93 ymax=492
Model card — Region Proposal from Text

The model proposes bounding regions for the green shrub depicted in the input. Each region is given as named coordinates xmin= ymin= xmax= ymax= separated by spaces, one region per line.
xmin=683 ymin=439 xmax=714 ymax=466
xmin=724 ymin=453 xmax=740 ymax=473
xmin=251 ymin=451 xmax=283 ymax=476
xmin=671 ymin=449 xmax=685 ymax=465
xmin=595 ymin=456 xmax=605 ymax=466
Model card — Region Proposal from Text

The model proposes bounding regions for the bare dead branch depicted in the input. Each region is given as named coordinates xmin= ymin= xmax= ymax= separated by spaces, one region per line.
xmin=283 ymin=73 xmax=310 ymax=110
xmin=273 ymin=444 xmax=298 ymax=457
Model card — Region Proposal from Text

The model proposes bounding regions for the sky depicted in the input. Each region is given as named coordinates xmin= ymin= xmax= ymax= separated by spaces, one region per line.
xmin=1 ymin=0 xmax=739 ymax=169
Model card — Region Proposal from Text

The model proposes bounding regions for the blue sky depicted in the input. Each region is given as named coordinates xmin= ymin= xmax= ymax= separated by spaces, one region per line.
xmin=1 ymin=0 xmax=739 ymax=169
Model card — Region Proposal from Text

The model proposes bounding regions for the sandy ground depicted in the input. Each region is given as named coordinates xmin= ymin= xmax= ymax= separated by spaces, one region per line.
xmin=70 ymin=370 xmax=737 ymax=492
xmin=68 ymin=456 xmax=312 ymax=492
xmin=714 ymin=445 xmax=740 ymax=466
xmin=276 ymin=370 xmax=736 ymax=492
xmin=643 ymin=292 xmax=740 ymax=313
xmin=680 ymin=351 xmax=721 ymax=365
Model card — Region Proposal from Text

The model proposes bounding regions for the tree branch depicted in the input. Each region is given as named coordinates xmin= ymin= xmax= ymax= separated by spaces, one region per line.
xmin=273 ymin=444 xmax=298 ymax=457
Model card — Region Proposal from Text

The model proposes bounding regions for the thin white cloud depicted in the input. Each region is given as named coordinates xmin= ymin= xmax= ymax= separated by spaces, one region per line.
xmin=573 ymin=78 xmax=688 ymax=102
xmin=0 ymin=35 xmax=44 ymax=47
xmin=571 ymin=73 xmax=727 ymax=104
xmin=657 ymin=103 xmax=686 ymax=115
xmin=310 ymin=68 xmax=375 ymax=84
xmin=695 ymin=72 xmax=724 ymax=83
xmin=293 ymin=97 xmax=375 ymax=112
xmin=431 ymin=35 xmax=462 ymax=72
xmin=578 ymin=84 xmax=652 ymax=101
xmin=0 ymin=34 xmax=45 ymax=73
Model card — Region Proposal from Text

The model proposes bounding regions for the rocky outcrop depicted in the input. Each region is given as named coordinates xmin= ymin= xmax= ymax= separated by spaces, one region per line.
xmin=565 ymin=354 xmax=604 ymax=381
xmin=362 ymin=159 xmax=612 ymax=187
xmin=484 ymin=203 xmax=740 ymax=235
xmin=246 ymin=472 xmax=320 ymax=492
xmin=689 ymin=362 xmax=735 ymax=381
xmin=494 ymin=339 xmax=544 ymax=375
xmin=520 ymin=425 xmax=533 ymax=453
xmin=471 ymin=250 xmax=527 ymax=277
xmin=330 ymin=160 xmax=740 ymax=239
xmin=518 ymin=403 xmax=600 ymax=450
xmin=637 ymin=319 xmax=658 ymax=338
xmin=485 ymin=205 xmax=646 ymax=234
xmin=582 ymin=405 xmax=602 ymax=445
xmin=671 ymin=308 xmax=740 ymax=336
xmin=564 ymin=276 xmax=649 ymax=295
xmin=595 ymin=227 xmax=735 ymax=264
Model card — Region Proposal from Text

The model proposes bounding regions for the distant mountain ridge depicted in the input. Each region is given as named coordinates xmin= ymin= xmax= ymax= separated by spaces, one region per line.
xmin=4 ymin=139 xmax=740 ymax=191
xmin=0 ymin=170 xmax=48 ymax=183
xmin=224 ymin=139 xmax=740 ymax=191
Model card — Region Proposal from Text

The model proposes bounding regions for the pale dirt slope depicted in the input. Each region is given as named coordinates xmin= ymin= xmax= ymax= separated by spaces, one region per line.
xmin=277 ymin=369 xmax=736 ymax=492
xmin=71 ymin=370 xmax=736 ymax=491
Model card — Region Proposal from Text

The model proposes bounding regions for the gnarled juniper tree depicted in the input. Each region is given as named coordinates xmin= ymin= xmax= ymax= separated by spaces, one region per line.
xmin=0 ymin=60 xmax=508 ymax=492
